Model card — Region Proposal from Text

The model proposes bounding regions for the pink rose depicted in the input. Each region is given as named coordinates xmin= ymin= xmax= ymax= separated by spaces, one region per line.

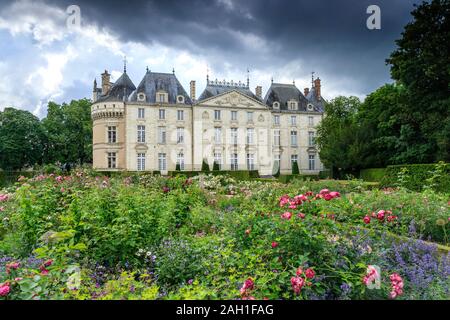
xmin=329 ymin=191 xmax=341 ymax=198
xmin=271 ymin=242 xmax=279 ymax=249
xmin=296 ymin=267 xmax=303 ymax=276
xmin=305 ymin=268 xmax=315 ymax=279
xmin=297 ymin=213 xmax=306 ymax=219
xmin=281 ymin=212 xmax=292 ymax=220
xmin=363 ymin=216 xmax=371 ymax=224
xmin=319 ymin=189 xmax=330 ymax=195
xmin=323 ymin=193 xmax=333 ymax=201
xmin=0 ymin=284 xmax=10 ymax=297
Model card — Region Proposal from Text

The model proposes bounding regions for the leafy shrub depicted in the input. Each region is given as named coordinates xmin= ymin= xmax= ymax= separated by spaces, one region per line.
xmin=201 ymin=159 xmax=210 ymax=173
xmin=292 ymin=161 xmax=299 ymax=175
xmin=360 ymin=168 xmax=387 ymax=182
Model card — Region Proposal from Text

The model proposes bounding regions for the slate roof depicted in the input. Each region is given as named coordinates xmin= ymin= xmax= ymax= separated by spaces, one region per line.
xmin=129 ymin=71 xmax=192 ymax=104
xmin=306 ymin=87 xmax=326 ymax=112
xmin=198 ymin=80 xmax=260 ymax=102
xmin=96 ymin=72 xmax=136 ymax=103
xmin=264 ymin=83 xmax=324 ymax=113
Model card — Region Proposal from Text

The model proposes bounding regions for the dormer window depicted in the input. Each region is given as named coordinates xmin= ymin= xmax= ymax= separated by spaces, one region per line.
xmin=307 ymin=104 xmax=314 ymax=111
xmin=157 ymin=91 xmax=168 ymax=103
xmin=177 ymin=95 xmax=185 ymax=104
xmin=273 ymin=102 xmax=280 ymax=109
xmin=288 ymin=100 xmax=298 ymax=110
xmin=137 ymin=93 xmax=146 ymax=102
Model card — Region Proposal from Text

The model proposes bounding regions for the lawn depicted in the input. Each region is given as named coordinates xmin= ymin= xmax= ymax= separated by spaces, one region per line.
xmin=0 ymin=171 xmax=449 ymax=300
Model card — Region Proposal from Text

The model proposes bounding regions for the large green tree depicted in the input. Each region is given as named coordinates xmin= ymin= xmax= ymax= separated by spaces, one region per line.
xmin=0 ymin=108 xmax=45 ymax=170
xmin=386 ymin=0 xmax=450 ymax=162
xmin=42 ymin=99 xmax=93 ymax=165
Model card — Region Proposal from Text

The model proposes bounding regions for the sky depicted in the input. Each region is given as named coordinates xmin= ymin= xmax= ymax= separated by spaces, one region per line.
xmin=0 ymin=0 xmax=423 ymax=118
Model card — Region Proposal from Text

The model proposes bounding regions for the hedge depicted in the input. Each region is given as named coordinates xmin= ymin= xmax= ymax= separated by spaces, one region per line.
xmin=380 ymin=162 xmax=450 ymax=192
xmin=360 ymin=168 xmax=387 ymax=182
xmin=278 ymin=174 xmax=320 ymax=183
xmin=319 ymin=170 xmax=332 ymax=179
xmin=0 ymin=171 xmax=37 ymax=188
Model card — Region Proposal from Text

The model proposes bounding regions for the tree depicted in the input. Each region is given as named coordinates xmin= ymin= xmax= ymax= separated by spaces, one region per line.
xmin=292 ymin=161 xmax=299 ymax=175
xmin=201 ymin=159 xmax=210 ymax=172
xmin=42 ymin=99 xmax=92 ymax=165
xmin=0 ymin=108 xmax=45 ymax=170
xmin=387 ymin=0 xmax=450 ymax=162
xmin=175 ymin=163 xmax=181 ymax=171
xmin=213 ymin=161 xmax=220 ymax=171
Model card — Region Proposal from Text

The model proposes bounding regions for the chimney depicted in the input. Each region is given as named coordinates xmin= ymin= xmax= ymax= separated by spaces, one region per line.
xmin=304 ymin=88 xmax=310 ymax=97
xmin=255 ymin=86 xmax=262 ymax=99
xmin=101 ymin=70 xmax=111 ymax=95
xmin=314 ymin=78 xmax=321 ymax=99
xmin=190 ymin=80 xmax=196 ymax=102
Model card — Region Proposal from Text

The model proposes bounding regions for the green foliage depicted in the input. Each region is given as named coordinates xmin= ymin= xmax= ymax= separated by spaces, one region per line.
xmin=213 ymin=161 xmax=220 ymax=171
xmin=201 ymin=159 xmax=210 ymax=173
xmin=278 ymin=174 xmax=319 ymax=183
xmin=175 ymin=163 xmax=181 ymax=172
xmin=359 ymin=168 xmax=387 ymax=182
xmin=292 ymin=161 xmax=299 ymax=175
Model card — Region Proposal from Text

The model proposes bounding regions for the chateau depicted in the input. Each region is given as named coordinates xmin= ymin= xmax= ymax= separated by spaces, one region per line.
xmin=91 ymin=65 xmax=325 ymax=176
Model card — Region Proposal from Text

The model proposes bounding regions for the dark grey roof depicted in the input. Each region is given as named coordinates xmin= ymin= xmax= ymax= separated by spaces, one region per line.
xmin=198 ymin=80 xmax=260 ymax=102
xmin=306 ymin=87 xmax=326 ymax=112
xmin=263 ymin=83 xmax=309 ymax=110
xmin=96 ymin=72 xmax=136 ymax=102
xmin=129 ymin=71 xmax=192 ymax=104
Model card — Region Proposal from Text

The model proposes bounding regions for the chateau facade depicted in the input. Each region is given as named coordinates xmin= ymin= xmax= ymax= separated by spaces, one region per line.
xmin=91 ymin=66 xmax=325 ymax=176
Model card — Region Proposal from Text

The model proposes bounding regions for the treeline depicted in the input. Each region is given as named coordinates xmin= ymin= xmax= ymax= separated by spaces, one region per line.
xmin=0 ymin=99 xmax=92 ymax=170
xmin=316 ymin=0 xmax=450 ymax=177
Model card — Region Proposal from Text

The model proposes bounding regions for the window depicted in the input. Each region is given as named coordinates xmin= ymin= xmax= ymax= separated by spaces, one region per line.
xmin=274 ymin=115 xmax=280 ymax=125
xmin=291 ymin=155 xmax=298 ymax=167
xmin=108 ymin=126 xmax=117 ymax=143
xmin=231 ymin=111 xmax=237 ymax=121
xmin=177 ymin=127 xmax=184 ymax=144
xmin=177 ymin=95 xmax=185 ymax=104
xmin=177 ymin=110 xmax=184 ymax=121
xmin=230 ymin=153 xmax=238 ymax=171
xmin=289 ymin=101 xmax=297 ymax=110
xmin=273 ymin=102 xmax=280 ymax=109
xmin=137 ymin=153 xmax=146 ymax=171
xmin=158 ymin=153 xmax=167 ymax=171
xmin=214 ymin=127 xmax=222 ymax=144
xmin=137 ymin=93 xmax=146 ymax=102
xmin=274 ymin=130 xmax=281 ymax=146
xmin=137 ymin=125 xmax=146 ymax=143
xmin=291 ymin=130 xmax=298 ymax=146
xmin=274 ymin=154 xmax=281 ymax=171
xmin=291 ymin=116 xmax=297 ymax=126
xmin=159 ymin=109 xmax=166 ymax=120
xmin=138 ymin=108 xmax=145 ymax=119
xmin=246 ymin=128 xmax=254 ymax=145
xmin=158 ymin=127 xmax=166 ymax=144
xmin=177 ymin=152 xmax=185 ymax=171
xmin=247 ymin=112 xmax=254 ymax=122
xmin=309 ymin=132 xmax=316 ymax=146
xmin=247 ymin=153 xmax=255 ymax=170
xmin=214 ymin=153 xmax=222 ymax=170
xmin=231 ymin=128 xmax=238 ymax=145
xmin=158 ymin=93 xmax=166 ymax=103
xmin=107 ymin=152 xmax=116 ymax=169
xmin=307 ymin=104 xmax=314 ymax=111
xmin=309 ymin=155 xmax=316 ymax=170
xmin=214 ymin=110 xmax=221 ymax=121
xmin=308 ymin=116 xmax=314 ymax=126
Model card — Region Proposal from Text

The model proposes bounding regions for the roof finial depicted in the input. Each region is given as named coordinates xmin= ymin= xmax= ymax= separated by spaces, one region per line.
xmin=172 ymin=68 xmax=175 ymax=74
xmin=246 ymin=68 xmax=250 ymax=88
xmin=293 ymin=79 xmax=295 ymax=85
xmin=123 ymin=56 xmax=127 ymax=73
xmin=311 ymin=71 xmax=315 ymax=87
xmin=206 ymin=65 xmax=210 ymax=84
xmin=146 ymin=66 xmax=149 ymax=73
xmin=271 ymin=77 xmax=273 ymax=84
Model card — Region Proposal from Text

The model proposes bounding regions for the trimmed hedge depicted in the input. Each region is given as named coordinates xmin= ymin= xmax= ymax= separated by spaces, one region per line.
xmin=319 ymin=170 xmax=332 ymax=179
xmin=278 ymin=174 xmax=320 ymax=183
xmin=380 ymin=163 xmax=450 ymax=192
xmin=360 ymin=168 xmax=387 ymax=182
xmin=0 ymin=171 xmax=37 ymax=188
xmin=168 ymin=170 xmax=260 ymax=180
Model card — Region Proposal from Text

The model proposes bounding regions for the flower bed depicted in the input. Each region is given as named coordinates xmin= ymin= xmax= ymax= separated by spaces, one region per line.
xmin=0 ymin=171 xmax=449 ymax=300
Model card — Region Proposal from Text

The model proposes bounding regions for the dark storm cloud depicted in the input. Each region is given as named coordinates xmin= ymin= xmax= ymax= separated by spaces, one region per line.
xmin=45 ymin=0 xmax=423 ymax=95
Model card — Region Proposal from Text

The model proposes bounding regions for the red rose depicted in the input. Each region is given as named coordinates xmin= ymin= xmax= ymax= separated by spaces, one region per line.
xmin=305 ymin=268 xmax=315 ymax=279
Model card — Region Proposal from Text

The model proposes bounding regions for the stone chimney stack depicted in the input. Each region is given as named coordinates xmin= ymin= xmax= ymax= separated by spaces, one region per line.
xmin=304 ymin=88 xmax=310 ymax=97
xmin=190 ymin=80 xmax=196 ymax=102
xmin=255 ymin=86 xmax=262 ymax=99
xmin=314 ymin=78 xmax=321 ymax=99
xmin=101 ymin=70 xmax=111 ymax=95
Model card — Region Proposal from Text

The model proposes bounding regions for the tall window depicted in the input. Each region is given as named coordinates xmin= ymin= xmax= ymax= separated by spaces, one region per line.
xmin=177 ymin=127 xmax=184 ymax=144
xmin=274 ymin=154 xmax=281 ymax=171
xmin=274 ymin=130 xmax=281 ymax=146
xmin=158 ymin=93 xmax=166 ymax=103
xmin=231 ymin=153 xmax=238 ymax=171
xmin=231 ymin=128 xmax=238 ymax=145
xmin=291 ymin=154 xmax=298 ymax=167
xmin=274 ymin=115 xmax=280 ymax=125
xmin=158 ymin=127 xmax=166 ymax=144
xmin=138 ymin=108 xmax=145 ymax=119
xmin=247 ymin=112 xmax=254 ymax=122
xmin=214 ymin=110 xmax=221 ymax=121
xmin=289 ymin=101 xmax=297 ymax=110
xmin=159 ymin=109 xmax=166 ymax=120
xmin=231 ymin=111 xmax=237 ymax=121
xmin=158 ymin=153 xmax=167 ymax=171
xmin=177 ymin=152 xmax=185 ymax=171
xmin=108 ymin=126 xmax=117 ymax=143
xmin=137 ymin=125 xmax=146 ymax=143
xmin=290 ymin=130 xmax=298 ymax=146
xmin=214 ymin=152 xmax=222 ymax=170
xmin=214 ymin=127 xmax=222 ymax=144
xmin=246 ymin=128 xmax=254 ymax=145
xmin=309 ymin=155 xmax=316 ymax=170
xmin=247 ymin=153 xmax=255 ymax=170
xmin=291 ymin=116 xmax=297 ymax=126
xmin=308 ymin=116 xmax=314 ymax=126
xmin=107 ymin=152 xmax=117 ymax=169
xmin=137 ymin=153 xmax=146 ymax=171
xmin=177 ymin=110 xmax=184 ymax=121
xmin=308 ymin=131 xmax=315 ymax=146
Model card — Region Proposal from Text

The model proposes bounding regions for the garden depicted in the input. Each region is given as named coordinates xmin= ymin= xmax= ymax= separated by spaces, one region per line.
xmin=0 ymin=170 xmax=449 ymax=300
